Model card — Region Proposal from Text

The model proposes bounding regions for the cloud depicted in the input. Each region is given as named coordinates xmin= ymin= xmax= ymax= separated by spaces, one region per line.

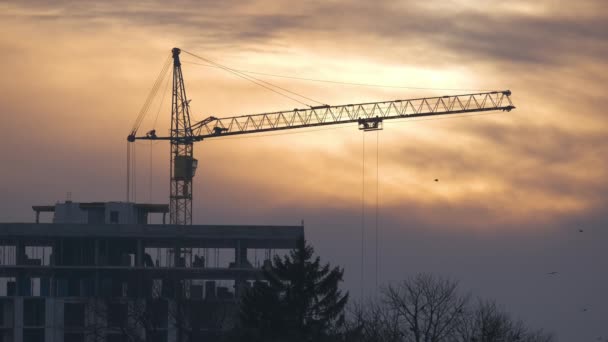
xmin=1 ymin=0 xmax=606 ymax=225
xmin=4 ymin=0 xmax=607 ymax=66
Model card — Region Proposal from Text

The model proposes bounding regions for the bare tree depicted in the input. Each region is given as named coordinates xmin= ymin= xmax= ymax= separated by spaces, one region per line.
xmin=339 ymin=274 xmax=555 ymax=342
xmin=456 ymin=300 xmax=555 ymax=342
xmin=341 ymin=300 xmax=403 ymax=342
xmin=384 ymin=273 xmax=469 ymax=342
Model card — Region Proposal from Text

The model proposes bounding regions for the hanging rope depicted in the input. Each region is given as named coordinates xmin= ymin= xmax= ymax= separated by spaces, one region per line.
xmin=375 ymin=130 xmax=380 ymax=291
xmin=127 ymin=142 xmax=138 ymax=203
xmin=360 ymin=131 xmax=365 ymax=300
xmin=126 ymin=142 xmax=131 ymax=202
xmin=149 ymin=141 xmax=153 ymax=203
xmin=132 ymin=143 xmax=137 ymax=203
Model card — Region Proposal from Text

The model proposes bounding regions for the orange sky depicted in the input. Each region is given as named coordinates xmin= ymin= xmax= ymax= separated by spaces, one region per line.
xmin=1 ymin=0 xmax=606 ymax=229
xmin=1 ymin=1 xmax=607 ymax=338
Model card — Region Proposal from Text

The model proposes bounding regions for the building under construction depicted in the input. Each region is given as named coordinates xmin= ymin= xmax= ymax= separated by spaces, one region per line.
xmin=0 ymin=201 xmax=303 ymax=342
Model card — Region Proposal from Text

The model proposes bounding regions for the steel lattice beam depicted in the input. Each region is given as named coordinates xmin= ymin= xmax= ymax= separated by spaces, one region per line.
xmin=170 ymin=48 xmax=194 ymax=225
xmin=135 ymin=90 xmax=514 ymax=143
xmin=186 ymin=90 xmax=514 ymax=140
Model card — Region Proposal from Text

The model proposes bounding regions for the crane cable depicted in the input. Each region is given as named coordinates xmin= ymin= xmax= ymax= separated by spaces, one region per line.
xmin=130 ymin=54 xmax=172 ymax=135
xmin=127 ymin=141 xmax=137 ymax=203
xmin=126 ymin=142 xmax=138 ymax=203
xmin=147 ymin=68 xmax=172 ymax=205
xmin=361 ymin=130 xmax=381 ymax=298
xmin=375 ymin=130 xmax=379 ymax=292
xmin=128 ymin=55 xmax=170 ymax=203
xmin=180 ymin=50 xmax=326 ymax=107
xmin=181 ymin=60 xmax=497 ymax=93
xmin=132 ymin=142 xmax=136 ymax=203
xmin=153 ymin=68 xmax=173 ymax=129
xmin=126 ymin=143 xmax=130 ymax=202
xmin=361 ymin=131 xmax=365 ymax=301
xmin=181 ymin=49 xmax=318 ymax=106
xmin=149 ymin=140 xmax=153 ymax=203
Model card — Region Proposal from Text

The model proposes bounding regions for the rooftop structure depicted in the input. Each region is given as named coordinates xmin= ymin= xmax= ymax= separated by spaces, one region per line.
xmin=32 ymin=201 xmax=169 ymax=225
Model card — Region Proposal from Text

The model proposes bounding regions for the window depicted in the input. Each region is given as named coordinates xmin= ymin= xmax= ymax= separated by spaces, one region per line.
xmin=146 ymin=330 xmax=168 ymax=342
xmin=23 ymin=328 xmax=44 ymax=342
xmin=106 ymin=333 xmax=128 ymax=342
xmin=0 ymin=299 xmax=12 ymax=327
xmin=64 ymin=332 xmax=84 ymax=342
xmin=67 ymin=277 xmax=80 ymax=297
xmin=107 ymin=302 xmax=127 ymax=328
xmin=110 ymin=211 xmax=119 ymax=224
xmin=0 ymin=331 xmax=14 ymax=342
xmin=64 ymin=303 xmax=85 ymax=328
xmin=0 ymin=246 xmax=16 ymax=265
xmin=147 ymin=299 xmax=168 ymax=329
xmin=23 ymin=299 xmax=45 ymax=326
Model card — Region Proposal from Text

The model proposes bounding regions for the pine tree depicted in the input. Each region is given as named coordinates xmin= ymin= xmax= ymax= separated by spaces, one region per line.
xmin=236 ymin=238 xmax=349 ymax=342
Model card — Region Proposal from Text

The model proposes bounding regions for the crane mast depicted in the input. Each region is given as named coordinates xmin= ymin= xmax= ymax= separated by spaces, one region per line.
xmin=169 ymin=48 xmax=196 ymax=225
xmin=128 ymin=47 xmax=516 ymax=225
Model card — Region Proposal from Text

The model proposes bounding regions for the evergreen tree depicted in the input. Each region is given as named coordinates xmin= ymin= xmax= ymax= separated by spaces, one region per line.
xmin=236 ymin=238 xmax=348 ymax=342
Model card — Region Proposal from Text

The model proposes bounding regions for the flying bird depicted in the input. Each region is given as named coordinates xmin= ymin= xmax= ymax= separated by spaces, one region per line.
xmin=547 ymin=272 xmax=558 ymax=275
xmin=579 ymin=229 xmax=584 ymax=232
xmin=434 ymin=179 xmax=439 ymax=182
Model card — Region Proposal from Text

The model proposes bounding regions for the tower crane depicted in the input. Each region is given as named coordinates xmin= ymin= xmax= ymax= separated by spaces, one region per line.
xmin=127 ymin=48 xmax=515 ymax=225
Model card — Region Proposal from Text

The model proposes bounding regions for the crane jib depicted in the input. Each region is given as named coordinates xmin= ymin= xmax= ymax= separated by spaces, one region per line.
xmin=130 ymin=90 xmax=515 ymax=142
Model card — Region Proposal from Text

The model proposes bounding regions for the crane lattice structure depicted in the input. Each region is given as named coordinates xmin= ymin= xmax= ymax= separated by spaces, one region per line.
xmin=128 ymin=47 xmax=516 ymax=225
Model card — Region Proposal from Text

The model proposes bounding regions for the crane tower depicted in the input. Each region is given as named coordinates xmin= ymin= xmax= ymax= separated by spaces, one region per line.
xmin=168 ymin=48 xmax=196 ymax=225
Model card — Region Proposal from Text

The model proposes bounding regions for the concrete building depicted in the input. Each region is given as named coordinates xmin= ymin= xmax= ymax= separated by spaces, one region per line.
xmin=0 ymin=201 xmax=303 ymax=342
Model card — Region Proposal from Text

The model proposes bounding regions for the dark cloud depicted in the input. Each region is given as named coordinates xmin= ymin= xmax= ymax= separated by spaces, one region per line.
xmin=5 ymin=0 xmax=607 ymax=66
xmin=308 ymin=0 xmax=608 ymax=66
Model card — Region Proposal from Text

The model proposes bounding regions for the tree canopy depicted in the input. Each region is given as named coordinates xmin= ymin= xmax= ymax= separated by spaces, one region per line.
xmin=236 ymin=238 xmax=349 ymax=342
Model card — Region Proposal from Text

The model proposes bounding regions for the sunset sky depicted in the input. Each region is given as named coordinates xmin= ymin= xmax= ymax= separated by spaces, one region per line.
xmin=1 ymin=1 xmax=607 ymax=339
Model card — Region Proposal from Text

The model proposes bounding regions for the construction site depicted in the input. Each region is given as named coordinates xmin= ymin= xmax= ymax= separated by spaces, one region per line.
xmin=0 ymin=47 xmax=514 ymax=342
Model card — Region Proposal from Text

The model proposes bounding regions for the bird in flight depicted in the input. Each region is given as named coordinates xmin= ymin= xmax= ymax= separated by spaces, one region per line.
xmin=547 ymin=271 xmax=558 ymax=275
xmin=434 ymin=179 xmax=439 ymax=182
xmin=579 ymin=229 xmax=584 ymax=232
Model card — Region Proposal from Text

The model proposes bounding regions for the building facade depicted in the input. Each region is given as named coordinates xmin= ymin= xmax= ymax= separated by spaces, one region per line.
xmin=0 ymin=202 xmax=303 ymax=342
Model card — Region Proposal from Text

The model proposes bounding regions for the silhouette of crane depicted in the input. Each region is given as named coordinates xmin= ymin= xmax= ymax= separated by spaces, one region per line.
xmin=128 ymin=47 xmax=516 ymax=225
